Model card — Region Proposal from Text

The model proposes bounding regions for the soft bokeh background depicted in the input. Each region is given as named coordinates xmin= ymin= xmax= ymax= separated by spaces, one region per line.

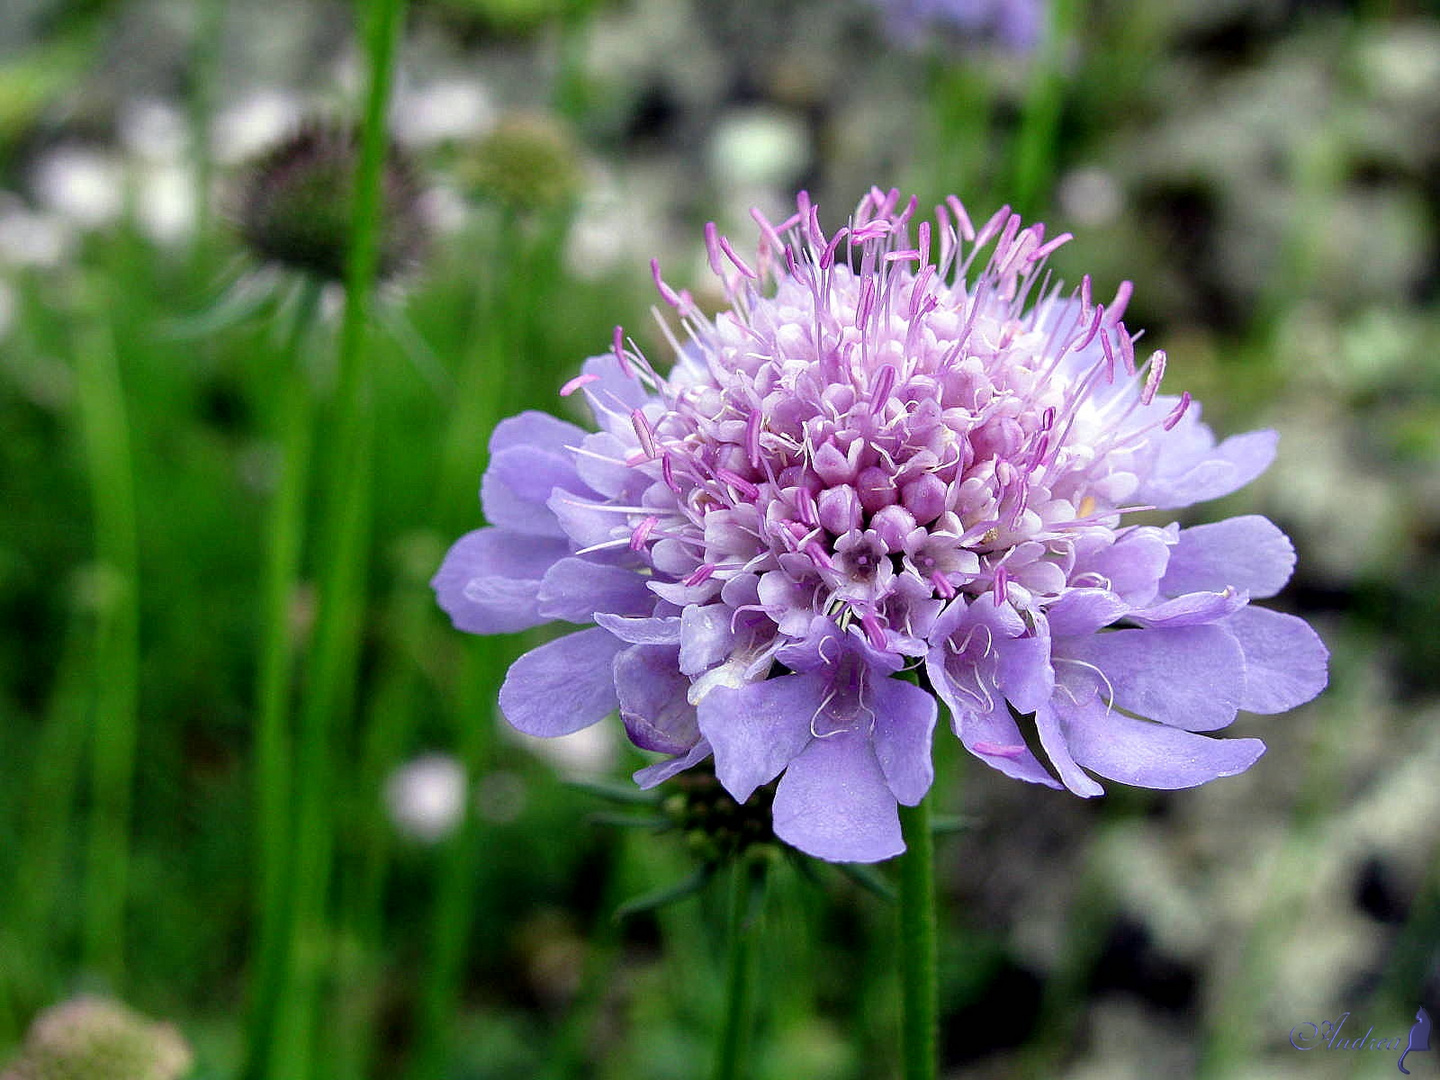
xmin=0 ymin=0 xmax=1437 ymax=1077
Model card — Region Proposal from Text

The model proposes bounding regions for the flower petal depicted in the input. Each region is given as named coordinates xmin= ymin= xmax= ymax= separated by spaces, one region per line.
xmin=613 ymin=645 xmax=699 ymax=753
xmin=1079 ymin=526 xmax=1172 ymax=607
xmin=498 ymin=627 xmax=622 ymax=737
xmin=431 ymin=528 xmax=569 ymax=634
xmin=1225 ymin=606 xmax=1329 ymax=714
xmin=1043 ymin=588 xmax=1129 ymax=638
xmin=634 ymin=738 xmax=712 ymax=789
xmin=536 ymin=557 xmax=654 ymax=622
xmin=1034 ymin=701 xmax=1105 ymax=796
xmin=1056 ymin=695 xmax=1265 ymax=789
xmin=870 ymin=676 xmax=937 ymax=806
xmin=1128 ymin=589 xmax=1248 ymax=628
xmin=995 ymin=635 xmax=1054 ymax=714
xmin=489 ymin=409 xmax=588 ymax=457
xmin=593 ymin=612 xmax=683 ymax=645
xmin=1061 ymin=625 xmax=1245 ymax=731
xmin=546 ymin=490 xmax=622 ymax=548
xmin=771 ymin=730 xmax=904 ymax=863
xmin=1159 ymin=515 xmax=1295 ymax=600
xmin=954 ymin=698 xmax=1061 ymax=789
xmin=1139 ymin=423 xmax=1278 ymax=510
xmin=679 ymin=604 xmax=736 ymax=676
xmin=483 ymin=448 xmax=585 ymax=538
xmin=698 ymin=674 xmax=819 ymax=804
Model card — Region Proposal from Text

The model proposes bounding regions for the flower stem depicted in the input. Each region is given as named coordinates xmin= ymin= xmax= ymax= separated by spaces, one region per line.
xmin=898 ymin=797 xmax=938 ymax=1080
xmin=712 ymin=859 xmax=765 ymax=1080
xmin=242 ymin=280 xmax=323 ymax=1076
xmin=263 ymin=0 xmax=408 ymax=1073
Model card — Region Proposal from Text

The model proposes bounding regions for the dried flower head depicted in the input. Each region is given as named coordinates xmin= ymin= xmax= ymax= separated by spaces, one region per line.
xmin=2 ymin=998 xmax=192 ymax=1080
xmin=234 ymin=122 xmax=426 ymax=283
xmin=434 ymin=188 xmax=1328 ymax=863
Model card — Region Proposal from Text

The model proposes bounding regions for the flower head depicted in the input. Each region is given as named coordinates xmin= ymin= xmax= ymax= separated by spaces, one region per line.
xmin=234 ymin=122 xmax=425 ymax=283
xmin=434 ymin=187 xmax=1328 ymax=863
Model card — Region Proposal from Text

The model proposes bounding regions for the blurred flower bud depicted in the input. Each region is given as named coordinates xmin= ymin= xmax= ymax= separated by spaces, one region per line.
xmin=457 ymin=113 xmax=583 ymax=215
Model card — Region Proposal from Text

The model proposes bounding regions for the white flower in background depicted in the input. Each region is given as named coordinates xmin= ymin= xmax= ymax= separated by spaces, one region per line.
xmin=212 ymin=90 xmax=304 ymax=166
xmin=30 ymin=147 xmax=124 ymax=229
xmin=0 ymin=197 xmax=71 ymax=269
xmin=391 ymin=77 xmax=495 ymax=149
xmin=136 ymin=164 xmax=197 ymax=246
xmin=384 ymin=754 xmax=468 ymax=842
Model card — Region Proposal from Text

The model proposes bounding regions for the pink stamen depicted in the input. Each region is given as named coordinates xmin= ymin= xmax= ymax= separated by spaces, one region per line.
xmin=931 ymin=571 xmax=956 ymax=600
xmin=704 ymin=221 xmax=723 ymax=276
xmin=716 ymin=468 xmax=760 ymax=500
xmin=630 ymin=515 xmax=658 ymax=552
xmin=972 ymin=741 xmax=1026 ymax=759
xmin=946 ymin=195 xmax=976 ymax=241
xmin=685 ymin=563 xmax=716 ymax=587
xmin=612 ymin=325 xmax=633 ymax=377
xmin=718 ymin=236 xmax=758 ymax=279
xmin=1073 ymin=303 xmax=1104 ymax=352
xmin=860 ymin=611 xmax=888 ymax=649
xmin=1163 ymin=391 xmax=1193 ymax=431
xmin=750 ymin=206 xmax=784 ymax=255
xmin=820 ymin=228 xmax=849 ymax=269
xmin=1141 ymin=349 xmax=1166 ymax=405
xmin=559 ymin=372 xmax=600 ymax=397
xmin=746 ymin=408 xmax=762 ymax=466
xmin=1108 ymin=280 xmax=1133 ymax=324
xmin=1031 ymin=232 xmax=1074 ymax=262
xmin=869 ymin=364 xmax=897 ymax=415
xmin=630 ymin=409 xmax=657 ymax=459
xmin=651 ymin=259 xmax=682 ymax=306
xmin=804 ymin=541 xmax=834 ymax=571
xmin=993 ymin=566 xmax=1010 ymax=606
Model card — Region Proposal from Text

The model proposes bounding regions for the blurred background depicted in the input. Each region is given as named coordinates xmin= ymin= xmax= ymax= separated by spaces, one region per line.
xmin=0 ymin=0 xmax=1437 ymax=1077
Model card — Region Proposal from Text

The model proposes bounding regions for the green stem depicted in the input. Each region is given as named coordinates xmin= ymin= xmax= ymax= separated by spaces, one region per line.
xmin=187 ymin=0 xmax=226 ymax=256
xmin=74 ymin=312 xmax=140 ymax=989
xmin=712 ymin=860 xmax=765 ymax=1080
xmin=242 ymin=280 xmax=324 ymax=1077
xmin=266 ymin=0 xmax=409 ymax=1074
xmin=898 ymin=797 xmax=938 ymax=1080
xmin=1008 ymin=0 xmax=1083 ymax=217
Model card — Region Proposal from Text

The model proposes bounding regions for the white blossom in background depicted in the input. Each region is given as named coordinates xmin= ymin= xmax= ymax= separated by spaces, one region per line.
xmin=30 ymin=147 xmax=125 ymax=229
xmin=385 ymin=753 xmax=468 ymax=842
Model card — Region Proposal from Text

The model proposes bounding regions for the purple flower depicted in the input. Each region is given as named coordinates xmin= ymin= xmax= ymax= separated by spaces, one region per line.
xmin=868 ymin=0 xmax=1044 ymax=52
xmin=434 ymin=187 xmax=1328 ymax=863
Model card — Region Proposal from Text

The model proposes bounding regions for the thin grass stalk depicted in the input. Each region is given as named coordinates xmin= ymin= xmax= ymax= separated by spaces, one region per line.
xmin=898 ymin=796 xmax=938 ymax=1080
xmin=265 ymin=0 xmax=409 ymax=1074
xmin=242 ymin=280 xmax=324 ymax=1077
xmin=73 ymin=311 xmax=141 ymax=988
